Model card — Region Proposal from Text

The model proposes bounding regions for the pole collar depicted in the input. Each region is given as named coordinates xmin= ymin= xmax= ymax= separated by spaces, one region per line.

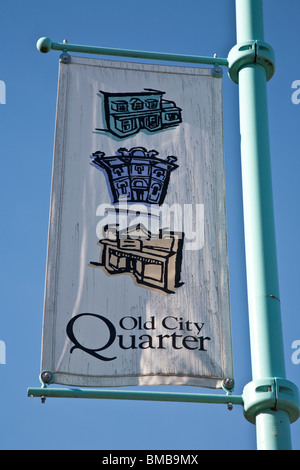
xmin=242 ymin=378 xmax=300 ymax=424
xmin=227 ymin=40 xmax=275 ymax=84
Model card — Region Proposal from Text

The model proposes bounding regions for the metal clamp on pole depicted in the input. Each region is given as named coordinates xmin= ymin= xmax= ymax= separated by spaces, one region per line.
xmin=243 ymin=378 xmax=300 ymax=425
xmin=227 ymin=39 xmax=275 ymax=83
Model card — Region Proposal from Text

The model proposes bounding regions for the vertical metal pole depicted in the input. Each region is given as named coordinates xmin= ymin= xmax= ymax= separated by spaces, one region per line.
xmin=234 ymin=0 xmax=292 ymax=449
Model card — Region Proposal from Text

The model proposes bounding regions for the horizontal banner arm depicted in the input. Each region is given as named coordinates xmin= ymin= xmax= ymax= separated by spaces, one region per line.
xmin=28 ymin=387 xmax=243 ymax=405
xmin=36 ymin=37 xmax=228 ymax=67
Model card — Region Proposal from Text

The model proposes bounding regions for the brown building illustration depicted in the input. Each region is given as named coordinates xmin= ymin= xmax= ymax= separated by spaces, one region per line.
xmin=90 ymin=223 xmax=184 ymax=294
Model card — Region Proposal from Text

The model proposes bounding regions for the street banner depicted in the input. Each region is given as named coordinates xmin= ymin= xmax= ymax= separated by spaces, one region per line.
xmin=41 ymin=56 xmax=233 ymax=388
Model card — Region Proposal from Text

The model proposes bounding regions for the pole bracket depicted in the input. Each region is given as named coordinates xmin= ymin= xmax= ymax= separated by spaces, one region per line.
xmin=242 ymin=378 xmax=300 ymax=424
xmin=227 ymin=40 xmax=275 ymax=84
xmin=36 ymin=37 xmax=229 ymax=68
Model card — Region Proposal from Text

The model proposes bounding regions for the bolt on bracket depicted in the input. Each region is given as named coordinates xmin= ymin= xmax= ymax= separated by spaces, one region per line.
xmin=39 ymin=370 xmax=55 ymax=387
xmin=211 ymin=64 xmax=223 ymax=78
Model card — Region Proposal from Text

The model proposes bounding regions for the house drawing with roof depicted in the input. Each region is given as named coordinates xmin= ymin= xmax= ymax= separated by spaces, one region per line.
xmin=96 ymin=89 xmax=182 ymax=138
xmin=90 ymin=223 xmax=184 ymax=294
xmin=91 ymin=147 xmax=178 ymax=205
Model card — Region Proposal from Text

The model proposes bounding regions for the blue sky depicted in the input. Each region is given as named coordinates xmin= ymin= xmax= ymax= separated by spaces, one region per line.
xmin=1 ymin=0 xmax=300 ymax=450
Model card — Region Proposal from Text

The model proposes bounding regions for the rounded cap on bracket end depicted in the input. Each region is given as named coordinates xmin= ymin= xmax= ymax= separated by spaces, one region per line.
xmin=36 ymin=37 xmax=52 ymax=53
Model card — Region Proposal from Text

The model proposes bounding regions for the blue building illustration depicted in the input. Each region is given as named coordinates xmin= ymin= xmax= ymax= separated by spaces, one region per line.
xmin=96 ymin=89 xmax=182 ymax=138
xmin=91 ymin=147 xmax=178 ymax=205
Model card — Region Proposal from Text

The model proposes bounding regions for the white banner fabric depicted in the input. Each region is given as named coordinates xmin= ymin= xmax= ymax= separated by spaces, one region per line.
xmin=41 ymin=56 xmax=233 ymax=388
